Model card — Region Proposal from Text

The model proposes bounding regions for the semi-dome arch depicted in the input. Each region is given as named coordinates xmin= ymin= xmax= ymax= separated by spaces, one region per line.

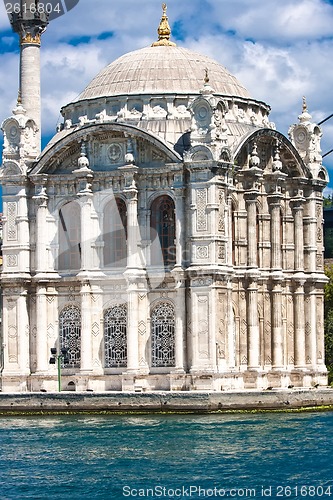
xmin=234 ymin=128 xmax=312 ymax=179
xmin=30 ymin=122 xmax=182 ymax=175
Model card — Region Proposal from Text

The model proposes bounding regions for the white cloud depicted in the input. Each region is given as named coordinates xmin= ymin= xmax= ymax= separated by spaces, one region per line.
xmin=0 ymin=0 xmax=333 ymax=180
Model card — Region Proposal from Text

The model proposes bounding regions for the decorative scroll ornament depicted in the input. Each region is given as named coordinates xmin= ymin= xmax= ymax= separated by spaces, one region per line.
xmin=151 ymin=3 xmax=176 ymax=47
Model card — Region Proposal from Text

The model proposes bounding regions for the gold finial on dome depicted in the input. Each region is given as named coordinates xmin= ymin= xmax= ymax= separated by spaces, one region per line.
xmin=204 ymin=68 xmax=210 ymax=84
xmin=151 ymin=3 xmax=176 ymax=47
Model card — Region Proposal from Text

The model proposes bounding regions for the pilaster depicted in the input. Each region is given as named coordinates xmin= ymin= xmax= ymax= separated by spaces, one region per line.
xmin=246 ymin=276 xmax=260 ymax=369
xmin=35 ymin=284 xmax=48 ymax=373
xmin=290 ymin=194 xmax=305 ymax=272
xmin=80 ymin=281 xmax=93 ymax=373
xmin=268 ymin=192 xmax=283 ymax=271
xmin=244 ymin=190 xmax=259 ymax=269
xmin=293 ymin=277 xmax=306 ymax=369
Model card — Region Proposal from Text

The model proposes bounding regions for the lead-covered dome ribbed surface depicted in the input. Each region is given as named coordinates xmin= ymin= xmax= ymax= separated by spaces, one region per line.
xmin=76 ymin=46 xmax=251 ymax=101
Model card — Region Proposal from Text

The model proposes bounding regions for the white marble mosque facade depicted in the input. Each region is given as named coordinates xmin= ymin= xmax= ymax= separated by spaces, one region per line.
xmin=0 ymin=4 xmax=329 ymax=392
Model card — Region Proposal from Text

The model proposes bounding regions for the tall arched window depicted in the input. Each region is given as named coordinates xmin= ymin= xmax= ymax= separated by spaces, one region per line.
xmin=104 ymin=304 xmax=127 ymax=368
xmin=151 ymin=302 xmax=175 ymax=367
xmin=150 ymin=196 xmax=176 ymax=266
xmin=58 ymin=202 xmax=81 ymax=271
xmin=59 ymin=305 xmax=81 ymax=368
xmin=103 ymin=198 xmax=127 ymax=267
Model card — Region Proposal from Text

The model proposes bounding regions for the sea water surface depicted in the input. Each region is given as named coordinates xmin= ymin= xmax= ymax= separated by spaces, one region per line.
xmin=0 ymin=411 xmax=332 ymax=500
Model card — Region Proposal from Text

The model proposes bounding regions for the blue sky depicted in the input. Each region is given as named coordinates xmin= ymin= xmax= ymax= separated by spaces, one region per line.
xmin=1 ymin=0 xmax=333 ymax=190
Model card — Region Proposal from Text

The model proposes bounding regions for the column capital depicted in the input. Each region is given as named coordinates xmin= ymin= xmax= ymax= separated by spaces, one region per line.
xmin=244 ymin=189 xmax=260 ymax=203
xmin=292 ymin=273 xmax=307 ymax=289
xmin=123 ymin=182 xmax=138 ymax=201
xmin=33 ymin=192 xmax=48 ymax=207
xmin=267 ymin=192 xmax=283 ymax=206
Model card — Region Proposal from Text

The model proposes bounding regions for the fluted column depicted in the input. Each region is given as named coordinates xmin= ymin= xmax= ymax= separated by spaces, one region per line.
xmin=78 ymin=194 xmax=93 ymax=273
xmin=174 ymin=281 xmax=185 ymax=371
xmin=307 ymin=195 xmax=317 ymax=273
xmin=18 ymin=288 xmax=30 ymax=377
xmin=316 ymin=288 xmax=326 ymax=368
xmin=271 ymin=282 xmax=284 ymax=368
xmin=123 ymin=170 xmax=141 ymax=271
xmin=227 ymin=195 xmax=234 ymax=267
xmin=35 ymin=285 xmax=48 ymax=372
xmin=174 ymin=188 xmax=185 ymax=269
xmin=126 ymin=279 xmax=139 ymax=372
xmin=122 ymin=166 xmax=141 ymax=373
xmin=294 ymin=279 xmax=306 ymax=368
xmin=308 ymin=284 xmax=317 ymax=369
xmin=33 ymin=181 xmax=49 ymax=274
xmin=80 ymin=281 xmax=92 ymax=372
xmin=291 ymin=197 xmax=305 ymax=271
xmin=247 ymin=279 xmax=260 ymax=369
xmin=227 ymin=279 xmax=235 ymax=369
xmin=268 ymin=195 xmax=282 ymax=270
xmin=244 ymin=192 xmax=258 ymax=268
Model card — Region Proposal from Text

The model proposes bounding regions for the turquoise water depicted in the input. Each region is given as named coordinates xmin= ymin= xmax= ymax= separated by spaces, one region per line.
xmin=0 ymin=412 xmax=332 ymax=500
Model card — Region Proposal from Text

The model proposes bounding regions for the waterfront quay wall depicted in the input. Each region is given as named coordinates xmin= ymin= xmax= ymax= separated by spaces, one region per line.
xmin=0 ymin=389 xmax=333 ymax=414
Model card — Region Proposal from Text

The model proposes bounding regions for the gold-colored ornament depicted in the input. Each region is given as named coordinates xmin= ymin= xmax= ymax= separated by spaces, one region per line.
xmin=20 ymin=32 xmax=41 ymax=45
xmin=151 ymin=3 xmax=176 ymax=47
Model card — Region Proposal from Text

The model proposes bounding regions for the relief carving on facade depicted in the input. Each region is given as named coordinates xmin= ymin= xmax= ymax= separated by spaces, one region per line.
xmin=196 ymin=188 xmax=208 ymax=231
xmin=7 ymin=202 xmax=18 ymax=241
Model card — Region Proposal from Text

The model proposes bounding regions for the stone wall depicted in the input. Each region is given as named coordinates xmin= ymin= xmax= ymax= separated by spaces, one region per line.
xmin=0 ymin=389 xmax=333 ymax=413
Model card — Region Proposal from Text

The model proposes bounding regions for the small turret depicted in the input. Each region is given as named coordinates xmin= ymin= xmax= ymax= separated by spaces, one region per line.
xmin=288 ymin=97 xmax=323 ymax=178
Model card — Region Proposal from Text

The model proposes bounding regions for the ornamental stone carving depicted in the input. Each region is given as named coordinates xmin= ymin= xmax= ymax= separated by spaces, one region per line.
xmin=197 ymin=246 xmax=209 ymax=259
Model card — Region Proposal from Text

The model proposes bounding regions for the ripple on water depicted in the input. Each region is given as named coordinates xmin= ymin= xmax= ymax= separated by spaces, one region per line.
xmin=0 ymin=412 xmax=332 ymax=499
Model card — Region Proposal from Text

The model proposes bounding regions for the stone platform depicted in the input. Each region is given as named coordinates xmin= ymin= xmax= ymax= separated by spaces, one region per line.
xmin=0 ymin=388 xmax=333 ymax=414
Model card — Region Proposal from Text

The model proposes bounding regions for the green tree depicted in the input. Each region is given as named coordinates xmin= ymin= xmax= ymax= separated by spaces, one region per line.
xmin=323 ymin=195 xmax=333 ymax=208
xmin=324 ymin=265 xmax=333 ymax=384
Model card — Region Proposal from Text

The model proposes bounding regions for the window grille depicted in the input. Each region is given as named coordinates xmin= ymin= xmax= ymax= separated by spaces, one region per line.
xmin=59 ymin=305 xmax=81 ymax=368
xmin=104 ymin=304 xmax=127 ymax=368
xmin=151 ymin=302 xmax=175 ymax=367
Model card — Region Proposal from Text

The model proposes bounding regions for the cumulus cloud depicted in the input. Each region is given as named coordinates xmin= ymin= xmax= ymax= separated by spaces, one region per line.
xmin=0 ymin=0 xmax=333 ymax=179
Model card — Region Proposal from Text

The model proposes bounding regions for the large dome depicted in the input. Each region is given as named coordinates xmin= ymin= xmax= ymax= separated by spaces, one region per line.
xmin=76 ymin=45 xmax=251 ymax=101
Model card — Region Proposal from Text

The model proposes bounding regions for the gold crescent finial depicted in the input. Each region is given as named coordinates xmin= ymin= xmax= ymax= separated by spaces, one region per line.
xmin=151 ymin=3 xmax=176 ymax=47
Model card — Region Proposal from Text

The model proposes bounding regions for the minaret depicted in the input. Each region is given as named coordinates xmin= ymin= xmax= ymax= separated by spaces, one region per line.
xmin=10 ymin=0 xmax=48 ymax=152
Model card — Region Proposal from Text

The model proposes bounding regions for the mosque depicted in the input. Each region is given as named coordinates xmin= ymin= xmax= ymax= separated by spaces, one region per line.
xmin=0 ymin=2 xmax=329 ymax=392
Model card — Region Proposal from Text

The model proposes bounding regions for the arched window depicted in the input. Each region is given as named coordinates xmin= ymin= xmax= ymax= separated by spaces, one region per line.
xmin=104 ymin=304 xmax=127 ymax=368
xmin=151 ymin=302 xmax=175 ymax=367
xmin=58 ymin=202 xmax=81 ymax=271
xmin=150 ymin=196 xmax=176 ymax=266
xmin=59 ymin=305 xmax=81 ymax=368
xmin=103 ymin=198 xmax=127 ymax=267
